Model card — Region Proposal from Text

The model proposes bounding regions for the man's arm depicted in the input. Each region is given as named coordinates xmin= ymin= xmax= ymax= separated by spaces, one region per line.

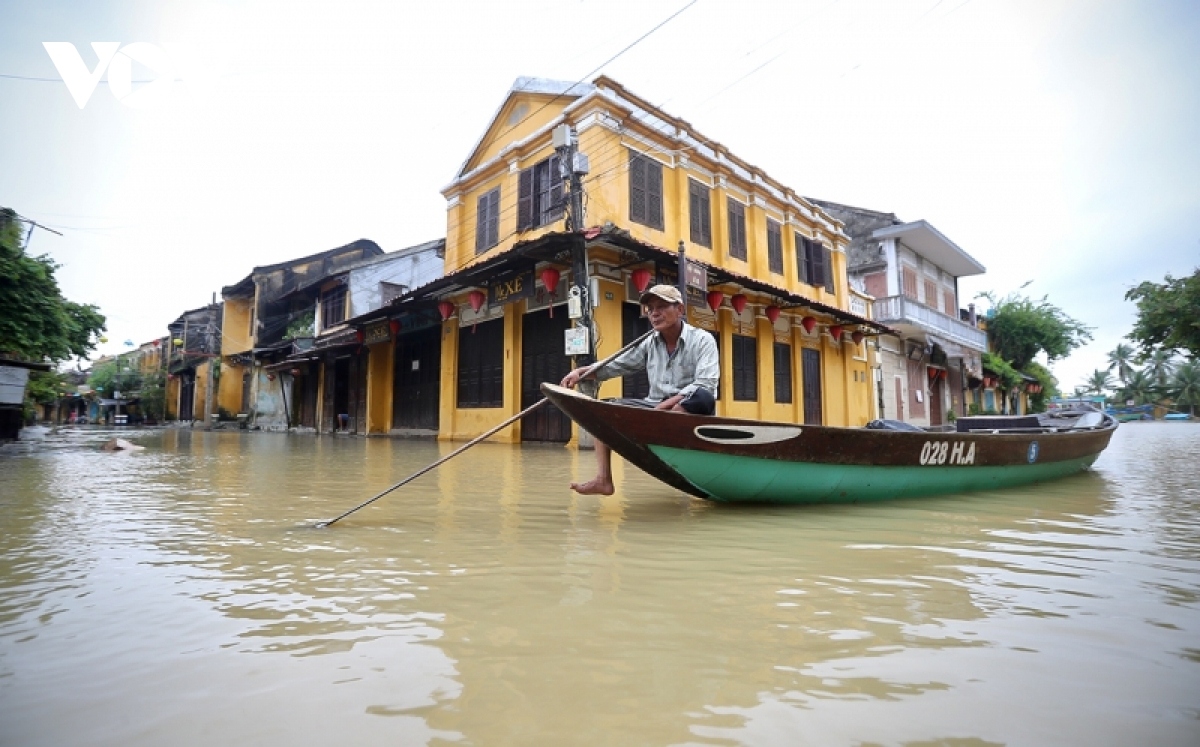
xmin=676 ymin=330 xmax=720 ymax=398
xmin=560 ymin=338 xmax=650 ymax=389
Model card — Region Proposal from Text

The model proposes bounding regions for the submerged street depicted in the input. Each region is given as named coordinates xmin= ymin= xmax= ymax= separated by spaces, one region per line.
xmin=2 ymin=423 xmax=1199 ymax=745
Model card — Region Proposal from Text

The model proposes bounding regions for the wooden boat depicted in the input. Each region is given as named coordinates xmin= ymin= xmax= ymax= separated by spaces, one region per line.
xmin=541 ymin=383 xmax=1118 ymax=504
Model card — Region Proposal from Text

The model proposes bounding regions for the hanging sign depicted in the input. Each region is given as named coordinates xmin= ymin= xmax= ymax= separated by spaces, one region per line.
xmin=656 ymin=268 xmax=707 ymax=309
xmin=489 ymin=269 xmax=534 ymax=306
xmin=363 ymin=321 xmax=391 ymax=345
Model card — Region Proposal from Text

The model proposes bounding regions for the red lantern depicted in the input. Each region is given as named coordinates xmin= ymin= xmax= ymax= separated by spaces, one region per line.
xmin=268 ymin=373 xmax=276 ymax=381
xmin=851 ymin=330 xmax=864 ymax=345
xmin=731 ymin=294 xmax=747 ymax=314
xmin=437 ymin=300 xmax=455 ymax=321
xmin=929 ymin=367 xmax=939 ymax=380
xmin=355 ymin=329 xmax=365 ymax=344
xmin=389 ymin=319 xmax=401 ymax=336
xmin=765 ymin=305 xmax=781 ymax=324
xmin=541 ymin=267 xmax=561 ymax=318
xmin=541 ymin=267 xmax=561 ymax=295
xmin=631 ymin=268 xmax=652 ymax=293
xmin=468 ymin=290 xmax=486 ymax=313
xmin=291 ymin=368 xmax=302 ymax=376
xmin=801 ymin=316 xmax=817 ymax=334
xmin=829 ymin=325 xmax=844 ymax=341
xmin=706 ymin=290 xmax=724 ymax=312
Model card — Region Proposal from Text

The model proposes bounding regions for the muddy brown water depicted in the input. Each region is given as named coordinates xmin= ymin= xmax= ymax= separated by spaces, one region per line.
xmin=1 ymin=423 xmax=1198 ymax=746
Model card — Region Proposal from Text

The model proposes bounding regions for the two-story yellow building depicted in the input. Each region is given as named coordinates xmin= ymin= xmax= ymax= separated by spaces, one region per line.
xmin=353 ymin=76 xmax=886 ymax=444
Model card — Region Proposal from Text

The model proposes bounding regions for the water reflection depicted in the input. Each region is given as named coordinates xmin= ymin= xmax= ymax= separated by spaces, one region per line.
xmin=1 ymin=424 xmax=1198 ymax=745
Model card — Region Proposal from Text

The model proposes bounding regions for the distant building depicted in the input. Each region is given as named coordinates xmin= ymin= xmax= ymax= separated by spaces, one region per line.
xmin=166 ymin=304 xmax=223 ymax=421
xmin=809 ymin=200 xmax=986 ymax=426
xmin=219 ymin=238 xmax=444 ymax=431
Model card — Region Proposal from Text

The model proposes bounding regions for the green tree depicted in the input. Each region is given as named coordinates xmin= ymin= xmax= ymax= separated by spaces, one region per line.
xmin=1116 ymin=368 xmax=1156 ymax=406
xmin=979 ymin=291 xmax=1093 ymax=369
xmin=1140 ymin=349 xmax=1178 ymax=389
xmin=1085 ymin=369 xmax=1113 ymax=397
xmin=1125 ymin=269 xmax=1200 ymax=358
xmin=0 ymin=208 xmax=106 ymax=362
xmin=139 ymin=370 xmax=166 ymax=421
xmin=1106 ymin=343 xmax=1136 ymax=384
xmin=87 ymin=358 xmax=143 ymax=397
xmin=1023 ymin=360 xmax=1057 ymax=413
xmin=1171 ymin=360 xmax=1200 ymax=416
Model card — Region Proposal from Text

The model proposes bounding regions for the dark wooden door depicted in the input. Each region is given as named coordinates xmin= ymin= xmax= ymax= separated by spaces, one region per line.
xmin=621 ymin=303 xmax=651 ymax=399
xmin=802 ymin=348 xmax=822 ymax=425
xmin=179 ymin=373 xmax=195 ymax=421
xmin=352 ymin=350 xmax=369 ymax=434
xmin=521 ymin=309 xmax=572 ymax=442
xmin=297 ymin=366 xmax=318 ymax=427
xmin=393 ymin=326 xmax=441 ymax=430
xmin=929 ymin=374 xmax=943 ymax=426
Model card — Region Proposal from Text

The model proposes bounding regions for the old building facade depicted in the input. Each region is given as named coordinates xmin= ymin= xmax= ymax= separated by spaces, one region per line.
xmin=362 ymin=76 xmax=887 ymax=445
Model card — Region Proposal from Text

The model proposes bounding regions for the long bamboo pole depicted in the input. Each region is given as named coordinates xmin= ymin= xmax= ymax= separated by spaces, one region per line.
xmin=317 ymin=327 xmax=654 ymax=527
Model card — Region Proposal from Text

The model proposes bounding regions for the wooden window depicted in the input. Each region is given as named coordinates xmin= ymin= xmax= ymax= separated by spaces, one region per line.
xmin=475 ymin=187 xmax=500 ymax=253
xmin=773 ymin=342 xmax=792 ymax=404
xmin=517 ymin=156 xmax=563 ymax=231
xmin=732 ymin=334 xmax=758 ymax=401
xmin=320 ymin=285 xmax=346 ymax=329
xmin=796 ymin=233 xmax=810 ymax=285
xmin=944 ymin=289 xmax=957 ymax=317
xmin=796 ymin=235 xmax=829 ymax=290
xmin=902 ymin=266 xmax=918 ymax=299
xmin=727 ymin=198 xmax=747 ymax=260
xmin=628 ymin=150 xmax=664 ymax=230
xmin=688 ymin=179 xmax=712 ymax=247
xmin=766 ymin=219 xmax=783 ymax=274
xmin=456 ymin=318 xmax=504 ymax=408
xmin=924 ymin=279 xmax=938 ymax=310
xmin=823 ymin=245 xmax=835 ymax=293
xmin=802 ymin=348 xmax=823 ymax=425
xmin=864 ymin=271 xmax=887 ymax=299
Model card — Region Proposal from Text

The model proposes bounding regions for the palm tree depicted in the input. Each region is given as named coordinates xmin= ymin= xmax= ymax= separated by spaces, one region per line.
xmin=1107 ymin=343 xmax=1136 ymax=384
xmin=1117 ymin=369 xmax=1156 ymax=406
xmin=1171 ymin=360 xmax=1200 ymax=416
xmin=1085 ymin=369 xmax=1113 ymax=398
xmin=1141 ymin=349 xmax=1177 ymax=390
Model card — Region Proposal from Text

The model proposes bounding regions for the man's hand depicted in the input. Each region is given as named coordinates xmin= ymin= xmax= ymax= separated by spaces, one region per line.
xmin=655 ymin=394 xmax=685 ymax=411
xmin=560 ymin=366 xmax=591 ymax=389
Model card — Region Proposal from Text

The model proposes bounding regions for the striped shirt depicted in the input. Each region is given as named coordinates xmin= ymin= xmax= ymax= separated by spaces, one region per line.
xmin=594 ymin=322 xmax=719 ymax=403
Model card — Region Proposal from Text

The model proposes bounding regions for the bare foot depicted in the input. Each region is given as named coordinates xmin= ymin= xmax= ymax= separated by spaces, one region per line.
xmin=570 ymin=478 xmax=615 ymax=496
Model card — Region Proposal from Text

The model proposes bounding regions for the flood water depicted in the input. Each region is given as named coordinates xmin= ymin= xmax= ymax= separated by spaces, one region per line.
xmin=1 ymin=422 xmax=1198 ymax=746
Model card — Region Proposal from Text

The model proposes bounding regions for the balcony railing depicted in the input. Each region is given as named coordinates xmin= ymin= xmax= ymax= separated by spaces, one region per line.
xmin=872 ymin=295 xmax=987 ymax=350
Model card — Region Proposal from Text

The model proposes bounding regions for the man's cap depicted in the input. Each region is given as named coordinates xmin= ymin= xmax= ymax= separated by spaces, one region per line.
xmin=639 ymin=284 xmax=683 ymax=305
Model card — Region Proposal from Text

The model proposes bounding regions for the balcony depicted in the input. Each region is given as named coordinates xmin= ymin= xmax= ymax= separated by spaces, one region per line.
xmin=871 ymin=295 xmax=987 ymax=351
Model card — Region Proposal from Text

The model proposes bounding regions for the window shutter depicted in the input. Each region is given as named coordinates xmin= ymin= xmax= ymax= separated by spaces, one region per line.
xmin=547 ymin=155 xmax=564 ymax=224
xmin=517 ymin=169 xmax=534 ymax=231
xmin=810 ymin=241 xmax=825 ymax=288
xmin=823 ymin=245 xmax=835 ymax=293
xmin=728 ymin=199 xmax=746 ymax=260
xmin=629 ymin=151 xmax=646 ymax=225
xmin=767 ymin=220 xmax=783 ymax=274
xmin=647 ymin=159 xmax=663 ymax=230
xmin=475 ymin=192 xmax=489 ymax=254
xmin=689 ymin=181 xmax=701 ymax=243
xmin=796 ymin=234 xmax=809 ymax=284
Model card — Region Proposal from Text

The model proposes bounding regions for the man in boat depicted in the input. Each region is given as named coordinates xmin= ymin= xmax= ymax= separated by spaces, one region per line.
xmin=559 ymin=284 xmax=720 ymax=495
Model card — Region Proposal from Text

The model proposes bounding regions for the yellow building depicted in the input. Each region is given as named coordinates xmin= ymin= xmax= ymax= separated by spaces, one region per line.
xmin=359 ymin=76 xmax=885 ymax=445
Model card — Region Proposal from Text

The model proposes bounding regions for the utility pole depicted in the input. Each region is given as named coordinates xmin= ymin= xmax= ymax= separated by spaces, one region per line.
xmin=554 ymin=124 xmax=595 ymax=372
xmin=202 ymin=306 xmax=216 ymax=429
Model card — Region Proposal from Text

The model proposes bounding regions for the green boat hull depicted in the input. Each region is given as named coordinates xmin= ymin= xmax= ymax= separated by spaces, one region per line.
xmin=650 ymin=445 xmax=1100 ymax=504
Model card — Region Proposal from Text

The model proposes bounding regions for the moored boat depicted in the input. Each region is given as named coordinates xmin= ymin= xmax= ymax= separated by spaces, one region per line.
xmin=541 ymin=383 xmax=1117 ymax=504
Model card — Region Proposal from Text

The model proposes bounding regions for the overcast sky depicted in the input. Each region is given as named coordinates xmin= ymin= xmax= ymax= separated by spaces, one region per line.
xmin=2 ymin=0 xmax=1197 ymax=390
